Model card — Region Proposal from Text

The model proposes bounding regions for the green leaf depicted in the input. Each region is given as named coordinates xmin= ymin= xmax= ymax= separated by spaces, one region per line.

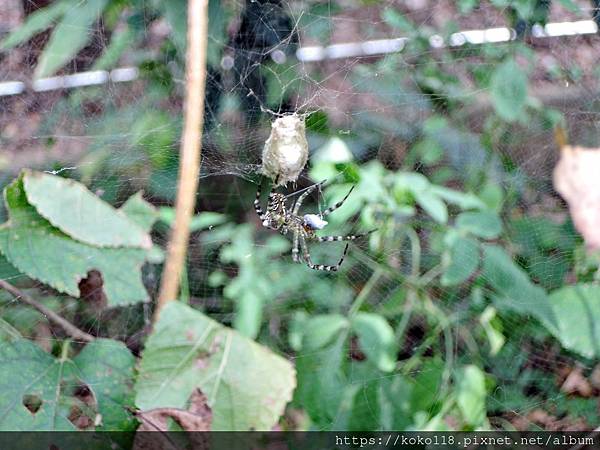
xmin=0 ymin=338 xmax=135 ymax=431
xmin=0 ymin=177 xmax=150 ymax=306
xmin=74 ymin=339 xmax=136 ymax=431
xmin=295 ymin=332 xmax=346 ymax=428
xmin=458 ymin=0 xmax=479 ymax=14
xmin=288 ymin=311 xmax=308 ymax=351
xmin=547 ymin=284 xmax=600 ymax=359
xmin=429 ymin=185 xmax=487 ymax=210
xmin=455 ymin=365 xmax=487 ymax=427
xmin=0 ymin=339 xmax=75 ymax=430
xmin=456 ymin=211 xmax=502 ymax=239
xmin=414 ymin=190 xmax=448 ymax=224
xmin=303 ymin=314 xmax=349 ymax=351
xmin=0 ymin=317 xmax=22 ymax=341
xmin=130 ymin=111 xmax=176 ymax=169
xmin=351 ymin=313 xmax=397 ymax=372
xmin=490 ymin=59 xmax=528 ymax=122
xmin=0 ymin=1 xmax=68 ymax=51
xmin=382 ymin=8 xmax=415 ymax=32
xmin=478 ymin=182 xmax=504 ymax=211
xmin=35 ymin=0 xmax=110 ymax=78
xmin=479 ymin=306 xmax=505 ymax=356
xmin=394 ymin=173 xmax=448 ymax=222
xmin=135 ymin=302 xmax=296 ymax=430
xmin=120 ymin=192 xmax=158 ymax=232
xmin=441 ymin=236 xmax=480 ymax=286
xmin=91 ymin=25 xmax=135 ymax=70
xmin=348 ymin=375 xmax=380 ymax=431
xmin=218 ymin=224 xmax=288 ymax=338
xmin=0 ymin=253 xmax=26 ymax=283
xmin=557 ymin=0 xmax=580 ymax=13
xmin=413 ymin=138 xmax=444 ymax=165
xmin=411 ymin=358 xmax=444 ymax=413
xmin=156 ymin=0 xmax=186 ymax=53
xmin=481 ymin=245 xmax=557 ymax=333
xmin=229 ymin=282 xmax=263 ymax=339
xmin=22 ymin=170 xmax=151 ymax=249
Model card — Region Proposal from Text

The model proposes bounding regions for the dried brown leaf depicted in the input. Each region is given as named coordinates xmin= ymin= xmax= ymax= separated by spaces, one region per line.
xmin=560 ymin=366 xmax=593 ymax=397
xmin=553 ymin=146 xmax=600 ymax=250
xmin=133 ymin=390 xmax=211 ymax=450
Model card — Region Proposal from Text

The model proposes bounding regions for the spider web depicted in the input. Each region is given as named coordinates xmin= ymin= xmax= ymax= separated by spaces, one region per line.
xmin=1 ymin=0 xmax=600 ymax=432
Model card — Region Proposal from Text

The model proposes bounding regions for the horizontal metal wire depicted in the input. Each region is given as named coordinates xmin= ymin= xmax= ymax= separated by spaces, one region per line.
xmin=296 ymin=20 xmax=598 ymax=61
xmin=0 ymin=19 xmax=597 ymax=97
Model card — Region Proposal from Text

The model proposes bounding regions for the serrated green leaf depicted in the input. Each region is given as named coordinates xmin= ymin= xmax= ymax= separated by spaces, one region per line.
xmin=0 ymin=253 xmax=25 ymax=283
xmin=0 ymin=177 xmax=149 ymax=306
xmin=34 ymin=0 xmax=109 ymax=79
xmin=441 ymin=236 xmax=480 ymax=286
xmin=0 ymin=1 xmax=68 ymax=51
xmin=490 ymin=59 xmax=528 ymax=122
xmin=351 ymin=312 xmax=397 ymax=372
xmin=0 ymin=338 xmax=134 ymax=431
xmin=456 ymin=211 xmax=502 ymax=239
xmin=135 ymin=302 xmax=296 ymax=430
xmin=456 ymin=365 xmax=486 ymax=427
xmin=547 ymin=284 xmax=600 ymax=359
xmin=23 ymin=170 xmax=150 ymax=249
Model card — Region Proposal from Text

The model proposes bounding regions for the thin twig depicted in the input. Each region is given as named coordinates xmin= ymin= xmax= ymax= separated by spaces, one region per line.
xmin=156 ymin=0 xmax=209 ymax=319
xmin=348 ymin=268 xmax=384 ymax=317
xmin=0 ymin=279 xmax=94 ymax=342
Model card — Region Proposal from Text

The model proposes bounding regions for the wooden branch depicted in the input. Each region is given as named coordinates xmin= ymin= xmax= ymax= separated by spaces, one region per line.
xmin=156 ymin=0 xmax=209 ymax=319
xmin=0 ymin=279 xmax=94 ymax=343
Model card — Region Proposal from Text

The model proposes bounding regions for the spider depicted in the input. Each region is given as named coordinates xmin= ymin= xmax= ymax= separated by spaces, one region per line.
xmin=254 ymin=178 xmax=375 ymax=271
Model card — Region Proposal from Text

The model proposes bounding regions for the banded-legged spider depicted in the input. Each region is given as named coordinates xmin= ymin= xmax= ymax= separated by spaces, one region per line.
xmin=254 ymin=178 xmax=375 ymax=271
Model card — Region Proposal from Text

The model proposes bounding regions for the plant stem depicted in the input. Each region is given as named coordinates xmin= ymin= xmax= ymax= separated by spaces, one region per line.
xmin=400 ymin=325 xmax=442 ymax=375
xmin=0 ymin=280 xmax=94 ymax=342
xmin=156 ymin=0 xmax=209 ymax=319
xmin=404 ymin=227 xmax=421 ymax=277
xmin=395 ymin=290 xmax=416 ymax=342
xmin=349 ymin=268 xmax=384 ymax=316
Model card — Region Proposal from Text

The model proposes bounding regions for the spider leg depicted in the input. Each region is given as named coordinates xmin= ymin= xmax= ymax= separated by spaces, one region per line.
xmin=292 ymin=179 xmax=326 ymax=215
xmin=254 ymin=183 xmax=265 ymax=219
xmin=317 ymin=229 xmax=377 ymax=242
xmin=255 ymin=176 xmax=280 ymax=224
xmin=292 ymin=230 xmax=300 ymax=263
xmin=320 ymin=185 xmax=355 ymax=219
xmin=300 ymin=234 xmax=349 ymax=272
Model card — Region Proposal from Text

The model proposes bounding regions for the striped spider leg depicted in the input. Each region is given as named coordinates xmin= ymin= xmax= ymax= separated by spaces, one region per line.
xmin=254 ymin=178 xmax=375 ymax=271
